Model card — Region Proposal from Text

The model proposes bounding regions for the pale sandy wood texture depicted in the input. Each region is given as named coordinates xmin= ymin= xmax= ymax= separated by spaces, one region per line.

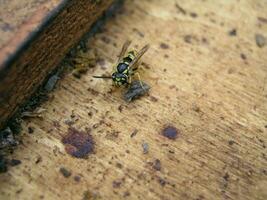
xmin=0 ymin=0 xmax=267 ymax=199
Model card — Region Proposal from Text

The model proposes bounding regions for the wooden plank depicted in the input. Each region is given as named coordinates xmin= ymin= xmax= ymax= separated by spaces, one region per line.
xmin=0 ymin=0 xmax=115 ymax=129
xmin=1 ymin=0 xmax=267 ymax=199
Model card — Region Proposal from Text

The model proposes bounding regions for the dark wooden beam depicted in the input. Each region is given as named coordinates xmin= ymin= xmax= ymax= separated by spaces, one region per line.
xmin=0 ymin=0 xmax=115 ymax=129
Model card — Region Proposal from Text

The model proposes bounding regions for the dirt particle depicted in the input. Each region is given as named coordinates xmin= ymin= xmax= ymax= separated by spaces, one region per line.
xmin=169 ymin=149 xmax=175 ymax=154
xmin=192 ymin=104 xmax=201 ymax=113
xmin=228 ymin=29 xmax=237 ymax=36
xmin=74 ymin=175 xmax=81 ymax=182
xmin=153 ymin=159 xmax=161 ymax=171
xmin=240 ymin=53 xmax=247 ymax=60
xmin=88 ymin=111 xmax=93 ymax=118
xmin=258 ymin=17 xmax=267 ymax=24
xmin=44 ymin=75 xmax=59 ymax=92
xmin=160 ymin=43 xmax=169 ymax=49
xmin=123 ymin=191 xmax=130 ymax=197
xmin=184 ymin=35 xmax=193 ymax=43
xmin=116 ymin=163 xmax=123 ymax=169
xmin=158 ymin=177 xmax=166 ymax=186
xmin=162 ymin=125 xmax=180 ymax=140
xmin=223 ymin=172 xmax=229 ymax=181
xmin=9 ymin=159 xmax=21 ymax=166
xmin=35 ymin=156 xmax=42 ymax=164
xmin=62 ymin=127 xmax=94 ymax=159
xmin=101 ymin=36 xmax=111 ymax=44
xmin=112 ymin=180 xmax=122 ymax=188
xmin=142 ymin=142 xmax=149 ymax=154
xmin=169 ymin=85 xmax=176 ymax=89
xmin=118 ymin=105 xmax=123 ymax=112
xmin=202 ymin=37 xmax=208 ymax=44
xmin=149 ymin=95 xmax=158 ymax=102
xmin=130 ymin=129 xmax=138 ymax=138
xmin=59 ymin=167 xmax=72 ymax=178
xmin=28 ymin=126 xmax=34 ymax=134
xmin=190 ymin=12 xmax=198 ymax=18
xmin=228 ymin=140 xmax=235 ymax=146
xmin=255 ymin=34 xmax=266 ymax=48
xmin=0 ymin=127 xmax=18 ymax=149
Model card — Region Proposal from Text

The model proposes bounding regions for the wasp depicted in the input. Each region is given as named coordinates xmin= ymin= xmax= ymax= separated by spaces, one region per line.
xmin=93 ymin=40 xmax=149 ymax=87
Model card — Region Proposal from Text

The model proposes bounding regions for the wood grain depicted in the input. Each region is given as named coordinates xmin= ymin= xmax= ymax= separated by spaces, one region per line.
xmin=0 ymin=0 xmax=115 ymax=129
xmin=0 ymin=0 xmax=267 ymax=199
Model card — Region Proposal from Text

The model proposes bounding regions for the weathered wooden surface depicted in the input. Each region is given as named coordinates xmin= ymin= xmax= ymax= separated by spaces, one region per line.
xmin=1 ymin=0 xmax=267 ymax=199
xmin=0 ymin=0 xmax=115 ymax=129
xmin=0 ymin=0 xmax=61 ymax=58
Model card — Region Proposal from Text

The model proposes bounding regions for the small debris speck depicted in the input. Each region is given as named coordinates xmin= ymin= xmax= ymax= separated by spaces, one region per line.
xmin=9 ymin=159 xmax=21 ymax=166
xmin=74 ymin=175 xmax=81 ymax=182
xmin=158 ymin=177 xmax=166 ymax=186
xmin=116 ymin=163 xmax=123 ymax=169
xmin=162 ymin=125 xmax=180 ymax=140
xmin=153 ymin=159 xmax=161 ymax=171
xmin=190 ymin=12 xmax=198 ymax=18
xmin=44 ymin=75 xmax=59 ymax=92
xmin=142 ymin=142 xmax=149 ymax=154
xmin=59 ymin=167 xmax=72 ymax=178
xmin=0 ymin=127 xmax=18 ymax=149
xmin=112 ymin=180 xmax=122 ymax=188
xmin=123 ymin=191 xmax=130 ymax=197
xmin=223 ymin=172 xmax=229 ymax=181
xmin=130 ymin=129 xmax=138 ymax=138
xmin=228 ymin=140 xmax=235 ymax=146
xmin=184 ymin=35 xmax=192 ymax=43
xmin=240 ymin=53 xmax=247 ymax=60
xmin=228 ymin=29 xmax=237 ymax=36
xmin=28 ymin=126 xmax=34 ymax=134
xmin=255 ymin=33 xmax=266 ymax=48
xmin=35 ymin=156 xmax=42 ymax=164
xmin=160 ymin=43 xmax=169 ymax=49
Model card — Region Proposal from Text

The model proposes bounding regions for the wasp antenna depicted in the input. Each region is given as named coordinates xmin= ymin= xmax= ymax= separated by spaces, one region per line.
xmin=144 ymin=44 xmax=150 ymax=50
xmin=93 ymin=75 xmax=112 ymax=79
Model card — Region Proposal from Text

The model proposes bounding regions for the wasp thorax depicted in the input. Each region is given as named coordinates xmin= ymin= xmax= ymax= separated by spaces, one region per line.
xmin=112 ymin=72 xmax=128 ymax=86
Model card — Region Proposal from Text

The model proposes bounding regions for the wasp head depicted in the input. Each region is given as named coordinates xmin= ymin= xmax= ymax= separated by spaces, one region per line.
xmin=112 ymin=72 xmax=128 ymax=86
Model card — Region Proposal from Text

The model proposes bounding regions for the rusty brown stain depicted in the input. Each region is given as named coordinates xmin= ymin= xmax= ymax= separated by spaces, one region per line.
xmin=62 ymin=127 xmax=94 ymax=159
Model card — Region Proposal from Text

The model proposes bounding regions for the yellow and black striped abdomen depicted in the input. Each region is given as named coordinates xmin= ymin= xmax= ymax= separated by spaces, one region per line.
xmin=116 ymin=50 xmax=137 ymax=74
xmin=123 ymin=50 xmax=136 ymax=64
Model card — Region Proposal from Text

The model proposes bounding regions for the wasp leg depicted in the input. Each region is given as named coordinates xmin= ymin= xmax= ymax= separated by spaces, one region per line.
xmin=135 ymin=72 xmax=145 ymax=90
xmin=129 ymin=75 xmax=132 ymax=84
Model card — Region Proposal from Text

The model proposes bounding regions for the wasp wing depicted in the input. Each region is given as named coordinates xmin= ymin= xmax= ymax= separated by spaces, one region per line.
xmin=128 ymin=44 xmax=150 ymax=71
xmin=117 ymin=40 xmax=131 ymax=63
